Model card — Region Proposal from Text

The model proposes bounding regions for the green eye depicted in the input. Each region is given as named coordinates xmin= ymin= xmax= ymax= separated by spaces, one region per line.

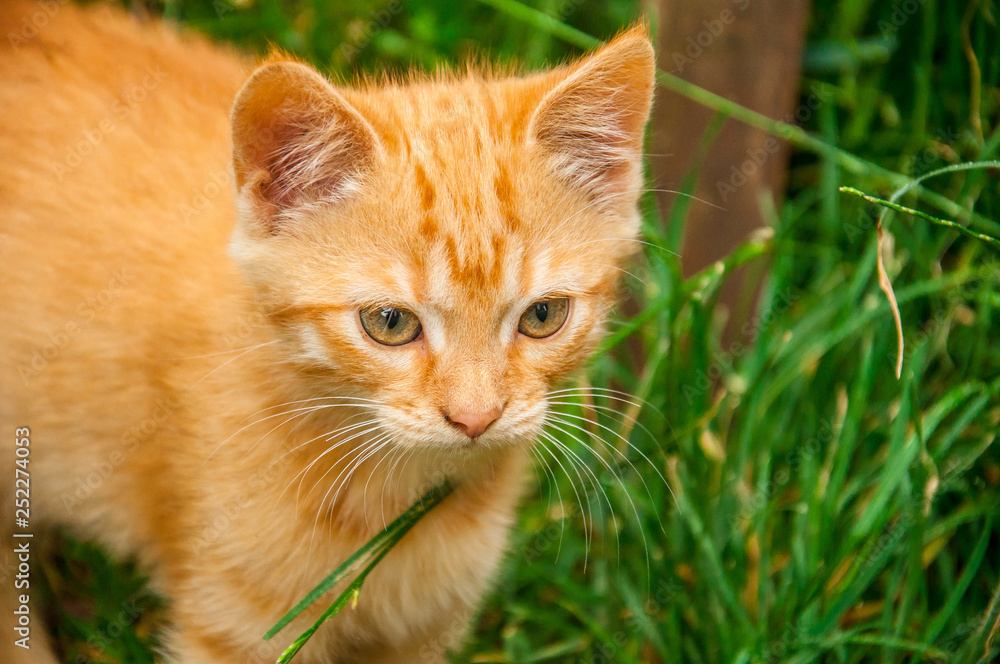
xmin=518 ymin=297 xmax=569 ymax=339
xmin=359 ymin=306 xmax=422 ymax=346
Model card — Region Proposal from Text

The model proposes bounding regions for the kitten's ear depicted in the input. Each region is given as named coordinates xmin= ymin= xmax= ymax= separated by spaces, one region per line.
xmin=231 ymin=60 xmax=379 ymax=233
xmin=528 ymin=30 xmax=655 ymax=211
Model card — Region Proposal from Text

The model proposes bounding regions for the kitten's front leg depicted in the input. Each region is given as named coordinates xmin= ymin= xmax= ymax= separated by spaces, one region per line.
xmin=360 ymin=617 xmax=470 ymax=664
xmin=362 ymin=643 xmax=448 ymax=664
xmin=163 ymin=619 xmax=285 ymax=664
xmin=166 ymin=619 xmax=449 ymax=664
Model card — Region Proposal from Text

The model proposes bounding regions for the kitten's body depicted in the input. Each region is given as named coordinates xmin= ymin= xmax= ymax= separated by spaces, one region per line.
xmin=0 ymin=3 xmax=653 ymax=662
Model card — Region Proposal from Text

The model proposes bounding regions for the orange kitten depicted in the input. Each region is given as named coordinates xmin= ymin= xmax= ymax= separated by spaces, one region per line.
xmin=0 ymin=2 xmax=654 ymax=662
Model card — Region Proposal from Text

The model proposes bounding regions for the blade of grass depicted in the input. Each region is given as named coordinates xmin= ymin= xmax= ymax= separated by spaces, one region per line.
xmin=921 ymin=516 xmax=993 ymax=650
xmin=840 ymin=186 xmax=1000 ymax=251
xmin=264 ymin=481 xmax=454 ymax=656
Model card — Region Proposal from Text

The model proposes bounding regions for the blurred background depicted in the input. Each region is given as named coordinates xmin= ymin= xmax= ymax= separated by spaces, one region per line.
xmin=42 ymin=0 xmax=1000 ymax=662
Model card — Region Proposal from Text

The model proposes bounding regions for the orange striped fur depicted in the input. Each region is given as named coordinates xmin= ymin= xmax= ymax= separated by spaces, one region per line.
xmin=0 ymin=2 xmax=654 ymax=662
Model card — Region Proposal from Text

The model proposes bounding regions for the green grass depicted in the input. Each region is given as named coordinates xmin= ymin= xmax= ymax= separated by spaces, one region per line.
xmin=47 ymin=0 xmax=1000 ymax=662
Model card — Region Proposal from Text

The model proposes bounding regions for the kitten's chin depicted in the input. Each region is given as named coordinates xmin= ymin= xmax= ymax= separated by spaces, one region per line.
xmin=369 ymin=427 xmax=540 ymax=491
xmin=458 ymin=429 xmax=540 ymax=455
xmin=358 ymin=430 xmax=532 ymax=496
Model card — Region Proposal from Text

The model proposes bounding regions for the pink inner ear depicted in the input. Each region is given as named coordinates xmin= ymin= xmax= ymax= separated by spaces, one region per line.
xmin=260 ymin=113 xmax=363 ymax=211
xmin=533 ymin=98 xmax=638 ymax=194
xmin=231 ymin=61 xmax=379 ymax=229
xmin=529 ymin=34 xmax=654 ymax=207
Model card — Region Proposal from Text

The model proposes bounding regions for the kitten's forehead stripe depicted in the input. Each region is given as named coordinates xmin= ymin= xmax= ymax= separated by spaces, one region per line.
xmin=392 ymin=113 xmax=527 ymax=310
xmin=414 ymin=162 xmax=435 ymax=212
xmin=493 ymin=164 xmax=522 ymax=233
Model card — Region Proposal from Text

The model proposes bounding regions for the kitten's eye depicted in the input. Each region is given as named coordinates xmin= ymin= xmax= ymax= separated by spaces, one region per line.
xmin=359 ymin=306 xmax=422 ymax=346
xmin=518 ymin=298 xmax=569 ymax=339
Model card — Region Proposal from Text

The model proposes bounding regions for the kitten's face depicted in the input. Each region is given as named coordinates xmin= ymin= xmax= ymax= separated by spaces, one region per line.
xmin=229 ymin=32 xmax=654 ymax=452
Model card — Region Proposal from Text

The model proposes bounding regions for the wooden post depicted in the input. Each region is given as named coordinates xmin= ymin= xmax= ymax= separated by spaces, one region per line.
xmin=650 ymin=0 xmax=810 ymax=329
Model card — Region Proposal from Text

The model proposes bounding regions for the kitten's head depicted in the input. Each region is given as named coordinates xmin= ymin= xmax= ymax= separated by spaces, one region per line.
xmin=229 ymin=31 xmax=654 ymax=452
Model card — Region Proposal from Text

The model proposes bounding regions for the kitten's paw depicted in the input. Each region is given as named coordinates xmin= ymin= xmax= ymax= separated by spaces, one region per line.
xmin=163 ymin=625 xmax=284 ymax=664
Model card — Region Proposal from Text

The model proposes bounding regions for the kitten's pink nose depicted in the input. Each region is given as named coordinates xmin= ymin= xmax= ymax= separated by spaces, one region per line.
xmin=443 ymin=408 xmax=502 ymax=439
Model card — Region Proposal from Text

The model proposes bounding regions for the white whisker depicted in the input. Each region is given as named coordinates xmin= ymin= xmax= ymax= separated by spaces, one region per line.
xmin=537 ymin=432 xmax=595 ymax=565
xmin=543 ymin=415 xmax=650 ymax=576
xmin=362 ymin=436 xmax=401 ymax=530
xmin=541 ymin=429 xmax=618 ymax=565
xmin=532 ymin=436 xmax=575 ymax=562
xmin=549 ymin=411 xmax=670 ymax=494
xmin=187 ymin=340 xmax=280 ymax=391
xmin=295 ymin=423 xmax=385 ymax=507
xmin=206 ymin=401 xmax=375 ymax=461
xmin=305 ymin=433 xmax=392 ymax=569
